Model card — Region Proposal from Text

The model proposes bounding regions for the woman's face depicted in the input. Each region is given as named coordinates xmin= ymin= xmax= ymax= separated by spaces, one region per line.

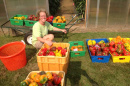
xmin=39 ymin=12 xmax=46 ymax=23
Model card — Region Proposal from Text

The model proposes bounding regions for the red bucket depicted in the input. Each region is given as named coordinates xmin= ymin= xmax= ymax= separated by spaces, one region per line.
xmin=0 ymin=41 xmax=27 ymax=71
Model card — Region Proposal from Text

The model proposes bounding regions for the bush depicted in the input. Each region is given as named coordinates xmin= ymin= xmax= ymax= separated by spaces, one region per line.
xmin=49 ymin=0 xmax=60 ymax=15
xmin=73 ymin=0 xmax=86 ymax=18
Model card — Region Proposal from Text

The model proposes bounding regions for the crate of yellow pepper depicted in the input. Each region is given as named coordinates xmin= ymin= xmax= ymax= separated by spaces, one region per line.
xmin=10 ymin=14 xmax=28 ymax=26
xmin=53 ymin=16 xmax=66 ymax=29
xmin=36 ymin=43 xmax=70 ymax=74
xmin=69 ymin=41 xmax=86 ymax=58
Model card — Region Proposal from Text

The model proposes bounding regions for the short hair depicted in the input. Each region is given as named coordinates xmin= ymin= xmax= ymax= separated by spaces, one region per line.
xmin=36 ymin=8 xmax=49 ymax=18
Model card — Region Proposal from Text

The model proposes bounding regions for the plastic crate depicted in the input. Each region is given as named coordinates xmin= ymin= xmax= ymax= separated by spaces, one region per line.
xmin=69 ymin=41 xmax=86 ymax=58
xmin=10 ymin=14 xmax=28 ymax=26
xmin=36 ymin=43 xmax=70 ymax=74
xmin=109 ymin=38 xmax=130 ymax=42
xmin=86 ymin=38 xmax=111 ymax=63
xmin=53 ymin=18 xmax=66 ymax=29
xmin=25 ymin=71 xmax=65 ymax=86
xmin=109 ymin=38 xmax=130 ymax=63
xmin=110 ymin=53 xmax=130 ymax=63
xmin=24 ymin=20 xmax=37 ymax=26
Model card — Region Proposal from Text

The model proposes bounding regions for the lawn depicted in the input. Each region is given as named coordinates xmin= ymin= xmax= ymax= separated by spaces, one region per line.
xmin=0 ymin=32 xmax=130 ymax=86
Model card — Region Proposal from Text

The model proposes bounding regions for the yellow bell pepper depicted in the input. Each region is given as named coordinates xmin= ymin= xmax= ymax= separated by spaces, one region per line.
xmin=88 ymin=40 xmax=92 ymax=45
xmin=92 ymin=40 xmax=96 ymax=45
xmin=56 ymin=53 xmax=62 ymax=57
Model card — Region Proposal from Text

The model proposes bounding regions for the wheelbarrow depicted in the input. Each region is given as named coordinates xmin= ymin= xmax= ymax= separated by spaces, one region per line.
xmin=1 ymin=13 xmax=83 ymax=45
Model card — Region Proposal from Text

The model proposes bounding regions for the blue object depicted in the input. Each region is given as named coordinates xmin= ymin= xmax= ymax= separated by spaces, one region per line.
xmin=49 ymin=22 xmax=53 ymax=25
xmin=86 ymin=38 xmax=111 ymax=63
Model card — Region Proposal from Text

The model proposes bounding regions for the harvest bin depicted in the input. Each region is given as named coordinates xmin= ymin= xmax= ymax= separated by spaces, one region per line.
xmin=24 ymin=20 xmax=37 ymax=27
xmin=25 ymin=71 xmax=65 ymax=86
xmin=0 ymin=41 xmax=27 ymax=71
xmin=69 ymin=41 xmax=86 ymax=58
xmin=86 ymin=38 xmax=111 ymax=63
xmin=109 ymin=38 xmax=130 ymax=63
xmin=36 ymin=43 xmax=70 ymax=74
xmin=110 ymin=53 xmax=130 ymax=63
xmin=10 ymin=14 xmax=28 ymax=26
xmin=53 ymin=18 xmax=66 ymax=29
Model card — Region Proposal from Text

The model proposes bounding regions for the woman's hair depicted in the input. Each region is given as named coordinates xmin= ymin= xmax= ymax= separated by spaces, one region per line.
xmin=36 ymin=8 xmax=49 ymax=18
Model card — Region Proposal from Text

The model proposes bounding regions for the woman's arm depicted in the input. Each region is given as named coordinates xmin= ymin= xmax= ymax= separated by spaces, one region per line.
xmin=53 ymin=27 xmax=67 ymax=33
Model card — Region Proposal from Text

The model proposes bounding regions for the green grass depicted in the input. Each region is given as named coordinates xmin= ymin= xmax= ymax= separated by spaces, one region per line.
xmin=0 ymin=32 xmax=130 ymax=86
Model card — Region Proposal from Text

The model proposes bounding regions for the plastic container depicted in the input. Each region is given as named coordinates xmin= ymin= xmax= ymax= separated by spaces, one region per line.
xmin=0 ymin=41 xmax=27 ymax=71
xmin=69 ymin=41 xmax=86 ymax=58
xmin=109 ymin=38 xmax=130 ymax=63
xmin=25 ymin=71 xmax=65 ymax=86
xmin=53 ymin=18 xmax=66 ymax=29
xmin=36 ymin=43 xmax=70 ymax=74
xmin=24 ymin=20 xmax=37 ymax=26
xmin=10 ymin=14 xmax=28 ymax=26
xmin=109 ymin=38 xmax=130 ymax=42
xmin=110 ymin=53 xmax=130 ymax=63
xmin=86 ymin=38 xmax=111 ymax=63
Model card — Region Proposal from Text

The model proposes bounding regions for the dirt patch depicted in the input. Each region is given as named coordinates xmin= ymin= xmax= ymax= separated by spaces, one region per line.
xmin=0 ymin=65 xmax=7 ymax=79
xmin=13 ymin=72 xmax=20 ymax=82
xmin=25 ymin=63 xmax=39 ymax=71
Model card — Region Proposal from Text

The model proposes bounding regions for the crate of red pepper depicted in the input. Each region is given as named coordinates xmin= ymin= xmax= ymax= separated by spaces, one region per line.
xmin=86 ymin=38 xmax=111 ymax=63
xmin=20 ymin=71 xmax=65 ymax=86
xmin=109 ymin=36 xmax=130 ymax=63
xmin=36 ymin=43 xmax=70 ymax=73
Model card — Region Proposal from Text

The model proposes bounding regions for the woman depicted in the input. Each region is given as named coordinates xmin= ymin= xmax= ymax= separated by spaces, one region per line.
xmin=32 ymin=9 xmax=67 ymax=49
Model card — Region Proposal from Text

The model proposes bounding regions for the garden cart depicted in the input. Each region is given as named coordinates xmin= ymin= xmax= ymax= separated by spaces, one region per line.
xmin=1 ymin=13 xmax=83 ymax=45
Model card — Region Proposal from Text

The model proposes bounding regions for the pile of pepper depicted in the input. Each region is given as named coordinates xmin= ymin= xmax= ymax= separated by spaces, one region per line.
xmin=109 ymin=36 xmax=130 ymax=56
xmin=38 ymin=46 xmax=67 ymax=57
xmin=71 ymin=45 xmax=83 ymax=51
xmin=20 ymin=71 xmax=62 ymax=86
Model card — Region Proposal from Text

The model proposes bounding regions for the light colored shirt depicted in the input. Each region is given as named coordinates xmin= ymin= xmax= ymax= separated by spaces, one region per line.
xmin=32 ymin=21 xmax=54 ymax=46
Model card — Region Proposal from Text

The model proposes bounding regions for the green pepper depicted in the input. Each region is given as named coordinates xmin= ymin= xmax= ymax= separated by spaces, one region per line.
xmin=20 ymin=80 xmax=29 ymax=86
xmin=40 ymin=77 xmax=48 ymax=84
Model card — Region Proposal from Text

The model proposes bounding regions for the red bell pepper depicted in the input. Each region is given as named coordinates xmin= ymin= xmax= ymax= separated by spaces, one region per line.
xmin=48 ymin=51 xmax=55 ymax=56
xmin=114 ymin=44 xmax=118 ymax=49
xmin=103 ymin=47 xmax=109 ymax=52
xmin=91 ymin=49 xmax=96 ymax=56
xmin=100 ymin=43 xmax=105 ymax=47
xmin=96 ymin=47 xmax=101 ymax=52
xmin=109 ymin=41 xmax=115 ymax=47
xmin=57 ymin=47 xmax=62 ymax=51
xmin=102 ymin=51 xmax=108 ymax=56
xmin=112 ymin=52 xmax=118 ymax=56
xmin=38 ymin=51 xmax=43 ymax=56
xmin=42 ymin=48 xmax=47 ymax=53
xmin=109 ymin=46 xmax=116 ymax=53
xmin=52 ymin=73 xmax=58 ymax=77
xmin=61 ymin=49 xmax=67 ymax=56
xmin=118 ymin=54 xmax=122 ymax=56
xmin=53 ymin=76 xmax=61 ymax=85
xmin=123 ymin=51 xmax=130 ymax=56
xmin=47 ymin=81 xmax=54 ymax=86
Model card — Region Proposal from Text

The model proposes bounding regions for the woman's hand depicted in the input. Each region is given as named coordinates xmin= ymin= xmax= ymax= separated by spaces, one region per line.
xmin=53 ymin=27 xmax=67 ymax=34
xmin=61 ymin=29 xmax=67 ymax=34
xmin=45 ymin=40 xmax=53 ymax=46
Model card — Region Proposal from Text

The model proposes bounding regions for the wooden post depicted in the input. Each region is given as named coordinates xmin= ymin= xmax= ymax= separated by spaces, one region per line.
xmin=85 ymin=0 xmax=90 ymax=28
xmin=85 ymin=0 xmax=87 ymax=28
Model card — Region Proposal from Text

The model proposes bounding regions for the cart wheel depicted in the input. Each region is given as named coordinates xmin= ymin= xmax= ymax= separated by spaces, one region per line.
xmin=24 ymin=32 xmax=32 ymax=45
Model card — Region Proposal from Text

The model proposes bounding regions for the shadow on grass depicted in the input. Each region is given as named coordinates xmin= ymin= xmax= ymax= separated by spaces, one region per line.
xmin=25 ymin=47 xmax=37 ymax=61
xmin=65 ymin=61 xmax=98 ymax=86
